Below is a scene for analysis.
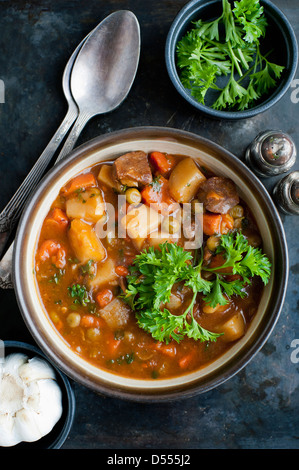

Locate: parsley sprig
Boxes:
[124,243,216,344]
[203,231,271,307]
[176,0,284,111]
[123,232,271,344]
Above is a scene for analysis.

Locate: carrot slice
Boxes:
[39,240,60,261]
[202,214,222,236]
[152,341,177,357]
[95,289,114,309]
[141,175,177,214]
[115,265,130,277]
[55,320,64,331]
[107,337,121,356]
[149,151,176,176]
[61,173,97,196]
[202,213,234,236]
[38,239,66,268]
[45,208,69,231]
[179,352,194,369]
[220,214,234,234]
[81,315,95,327]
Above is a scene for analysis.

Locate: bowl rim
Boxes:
[12,126,289,402]
[2,340,75,448]
[165,0,299,119]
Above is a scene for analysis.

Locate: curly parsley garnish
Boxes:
[176,0,284,111]
[123,232,271,344]
[203,231,271,307]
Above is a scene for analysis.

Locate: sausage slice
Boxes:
[197,177,239,214]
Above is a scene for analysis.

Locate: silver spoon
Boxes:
[0,10,140,288]
[0,31,86,257]
[0,10,140,259]
[55,10,140,163]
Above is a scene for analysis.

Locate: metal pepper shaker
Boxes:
[245,130,296,177]
[273,171,299,215]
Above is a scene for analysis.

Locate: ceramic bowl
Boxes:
[1,340,75,448]
[12,127,288,401]
[165,0,298,119]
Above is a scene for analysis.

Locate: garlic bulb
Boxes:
[0,353,63,447]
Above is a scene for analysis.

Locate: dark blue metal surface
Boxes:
[0,0,298,449]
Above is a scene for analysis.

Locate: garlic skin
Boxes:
[0,353,63,447]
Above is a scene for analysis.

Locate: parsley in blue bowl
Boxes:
[165,0,298,119]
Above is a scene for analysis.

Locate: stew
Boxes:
[34,151,271,380]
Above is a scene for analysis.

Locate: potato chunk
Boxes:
[169,158,206,203]
[148,229,179,248]
[165,293,182,311]
[131,236,146,252]
[97,164,115,189]
[97,164,124,193]
[88,258,118,289]
[218,312,245,342]
[121,204,162,241]
[99,298,131,329]
[66,188,105,223]
[68,219,106,263]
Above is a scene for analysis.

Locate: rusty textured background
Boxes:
[0,0,298,449]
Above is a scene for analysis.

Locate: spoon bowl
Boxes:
[55,10,140,161]
[71,11,140,114]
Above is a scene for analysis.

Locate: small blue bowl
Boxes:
[165,0,298,120]
[1,340,75,449]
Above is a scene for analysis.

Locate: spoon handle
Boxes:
[54,111,91,163]
[0,242,13,289]
[0,104,78,257]
[0,111,91,288]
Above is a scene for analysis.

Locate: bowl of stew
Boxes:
[13,126,288,401]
